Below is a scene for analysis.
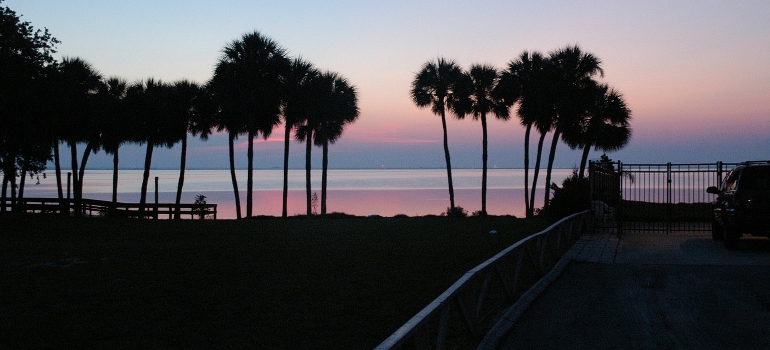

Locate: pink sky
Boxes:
[7,0,770,170]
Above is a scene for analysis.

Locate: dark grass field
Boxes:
[0,214,548,349]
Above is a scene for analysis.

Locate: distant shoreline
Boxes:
[74,167,576,171]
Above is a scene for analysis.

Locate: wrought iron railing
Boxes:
[375,210,593,349]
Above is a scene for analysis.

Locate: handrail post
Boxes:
[154,176,159,219]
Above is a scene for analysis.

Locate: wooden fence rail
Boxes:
[375,210,593,349]
[0,197,217,220]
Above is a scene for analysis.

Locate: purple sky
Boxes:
[8,0,770,170]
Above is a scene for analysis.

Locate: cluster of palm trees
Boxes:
[1,29,359,218]
[411,45,631,218]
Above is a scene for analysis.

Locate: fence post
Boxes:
[617,161,623,237]
[154,176,159,219]
[666,163,672,235]
[716,161,723,185]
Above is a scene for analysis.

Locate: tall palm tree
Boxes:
[126,78,177,217]
[496,51,555,218]
[57,57,105,214]
[295,72,326,216]
[208,74,244,219]
[211,31,290,218]
[98,77,129,209]
[457,64,509,215]
[313,72,359,216]
[543,45,603,209]
[410,58,466,211]
[281,58,318,217]
[170,80,211,219]
[562,83,632,178]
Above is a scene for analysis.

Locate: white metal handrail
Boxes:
[375,210,593,349]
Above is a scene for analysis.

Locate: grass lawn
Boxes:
[0,213,547,349]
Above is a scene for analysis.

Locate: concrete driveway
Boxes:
[482,229,770,349]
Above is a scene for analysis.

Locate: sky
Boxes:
[7,0,770,170]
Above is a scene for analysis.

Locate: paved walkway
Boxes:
[480,228,770,349]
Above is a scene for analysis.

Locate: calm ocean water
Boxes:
[21,169,573,219]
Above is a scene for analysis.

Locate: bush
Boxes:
[445,206,468,218]
[545,170,590,222]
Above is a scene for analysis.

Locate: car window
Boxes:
[739,167,770,191]
[725,169,740,191]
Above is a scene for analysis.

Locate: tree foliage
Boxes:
[0,1,59,207]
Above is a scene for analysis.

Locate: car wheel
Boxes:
[724,224,740,250]
[712,220,724,241]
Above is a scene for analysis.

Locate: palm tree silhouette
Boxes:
[544,45,603,209]
[126,78,176,217]
[208,77,245,219]
[98,77,129,209]
[562,83,632,178]
[457,64,509,216]
[212,31,289,218]
[497,51,555,218]
[313,72,359,216]
[281,58,318,217]
[171,80,213,219]
[57,57,105,215]
[411,58,466,211]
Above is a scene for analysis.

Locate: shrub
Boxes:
[545,170,590,222]
[445,206,468,218]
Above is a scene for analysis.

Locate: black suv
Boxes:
[707,161,770,249]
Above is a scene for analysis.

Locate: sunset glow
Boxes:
[6,0,769,171]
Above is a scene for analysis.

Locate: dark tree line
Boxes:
[412,45,631,218]
[0,3,359,218]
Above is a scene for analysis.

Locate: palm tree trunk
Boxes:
[18,164,28,200]
[0,157,13,212]
[523,124,532,218]
[543,128,561,209]
[78,142,94,200]
[139,141,154,217]
[579,145,591,180]
[1,172,8,213]
[282,123,291,218]
[174,135,188,219]
[529,131,547,215]
[481,114,489,215]
[111,148,119,216]
[53,141,63,200]
[228,131,242,219]
[9,172,16,205]
[321,141,329,216]
[305,129,313,216]
[69,141,81,216]
[53,141,66,214]
[246,130,254,218]
[440,110,455,209]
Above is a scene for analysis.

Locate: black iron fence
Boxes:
[590,161,737,234]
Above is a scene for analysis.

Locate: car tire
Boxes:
[712,221,724,241]
[724,224,740,250]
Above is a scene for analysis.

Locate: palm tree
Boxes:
[295,72,326,216]
[562,83,632,178]
[211,31,290,218]
[57,57,105,215]
[170,80,212,219]
[98,77,129,209]
[313,72,359,216]
[281,58,318,217]
[410,58,466,211]
[208,75,244,219]
[543,45,603,209]
[496,51,555,218]
[456,64,509,215]
[126,78,177,217]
